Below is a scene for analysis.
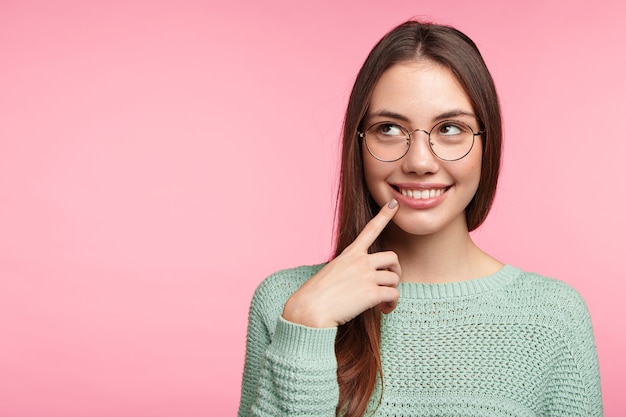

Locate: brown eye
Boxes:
[438,123,464,136]
[377,123,404,137]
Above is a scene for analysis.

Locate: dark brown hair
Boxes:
[333,20,502,416]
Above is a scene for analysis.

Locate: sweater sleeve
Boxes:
[238,269,340,417]
[544,285,603,416]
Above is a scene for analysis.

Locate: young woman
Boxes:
[238,20,602,417]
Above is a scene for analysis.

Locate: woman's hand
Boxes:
[282,199,401,328]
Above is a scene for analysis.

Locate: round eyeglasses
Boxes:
[358,120,484,162]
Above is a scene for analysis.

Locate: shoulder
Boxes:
[506,268,601,401]
[253,263,326,302]
[507,268,588,309]
[502,267,593,335]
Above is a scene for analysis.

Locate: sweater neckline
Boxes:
[397,264,520,300]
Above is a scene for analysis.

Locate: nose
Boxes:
[401,129,439,175]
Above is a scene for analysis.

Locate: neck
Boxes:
[381,219,503,284]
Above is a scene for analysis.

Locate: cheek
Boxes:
[466,140,483,184]
[362,151,390,202]
[362,154,374,182]
[465,153,483,196]
[470,165,482,195]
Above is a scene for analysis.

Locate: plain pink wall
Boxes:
[1,0,624,416]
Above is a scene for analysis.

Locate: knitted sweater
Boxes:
[238,264,603,416]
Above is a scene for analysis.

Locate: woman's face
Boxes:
[362,61,483,237]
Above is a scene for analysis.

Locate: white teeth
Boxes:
[400,188,445,200]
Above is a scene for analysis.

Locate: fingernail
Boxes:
[388,199,398,209]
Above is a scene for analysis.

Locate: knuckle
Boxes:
[364,285,381,302]
[391,273,400,286]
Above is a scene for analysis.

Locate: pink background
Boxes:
[1,0,624,416]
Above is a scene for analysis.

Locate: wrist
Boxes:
[283,297,336,328]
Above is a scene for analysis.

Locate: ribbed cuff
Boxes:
[270,316,338,361]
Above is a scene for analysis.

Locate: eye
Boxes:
[375,123,405,137]
[437,122,467,136]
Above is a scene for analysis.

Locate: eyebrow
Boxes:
[368,109,478,123]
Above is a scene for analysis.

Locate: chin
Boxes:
[388,217,438,237]
[390,210,467,237]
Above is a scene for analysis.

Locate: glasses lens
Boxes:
[364,122,409,162]
[429,120,475,161]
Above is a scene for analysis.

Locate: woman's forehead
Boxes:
[368,62,474,124]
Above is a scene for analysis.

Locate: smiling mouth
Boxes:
[393,186,450,200]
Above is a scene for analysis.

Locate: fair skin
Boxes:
[282,60,502,329]
[364,60,502,283]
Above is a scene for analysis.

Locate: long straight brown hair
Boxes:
[333,21,503,416]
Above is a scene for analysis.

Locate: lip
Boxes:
[391,182,450,209]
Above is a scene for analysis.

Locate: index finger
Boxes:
[351,199,399,251]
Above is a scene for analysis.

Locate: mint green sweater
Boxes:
[238,264,602,416]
